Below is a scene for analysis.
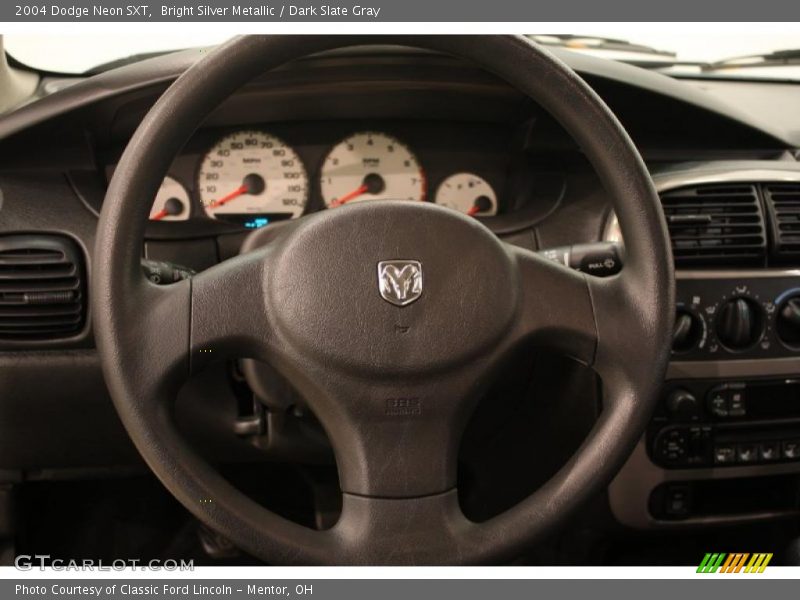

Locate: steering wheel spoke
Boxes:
[189,246,273,372]
[507,244,598,366]
[104,279,193,404]
[584,268,670,412]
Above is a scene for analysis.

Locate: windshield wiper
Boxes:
[704,48,800,72]
[527,34,681,68]
[528,34,674,56]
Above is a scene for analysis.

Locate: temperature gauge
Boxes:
[435,173,497,216]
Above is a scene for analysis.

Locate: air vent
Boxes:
[660,184,766,267]
[0,235,85,340]
[763,183,800,262]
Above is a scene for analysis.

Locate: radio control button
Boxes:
[655,428,688,463]
[707,387,730,418]
[782,440,800,460]
[759,442,780,461]
[729,387,746,417]
[736,443,758,464]
[714,444,736,464]
[666,389,699,419]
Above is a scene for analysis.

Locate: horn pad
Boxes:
[267,201,518,375]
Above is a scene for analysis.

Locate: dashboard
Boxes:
[2,43,800,541]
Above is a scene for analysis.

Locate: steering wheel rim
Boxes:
[94,35,674,565]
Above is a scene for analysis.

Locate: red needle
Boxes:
[331,184,368,208]
[467,205,481,217]
[208,184,248,210]
[151,208,169,221]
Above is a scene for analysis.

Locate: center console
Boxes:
[608,166,800,529]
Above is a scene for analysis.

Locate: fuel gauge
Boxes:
[150,175,190,221]
[435,173,497,216]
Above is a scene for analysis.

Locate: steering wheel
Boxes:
[94,35,673,565]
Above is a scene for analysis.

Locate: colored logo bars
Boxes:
[697,553,773,573]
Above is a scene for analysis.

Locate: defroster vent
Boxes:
[0,235,86,340]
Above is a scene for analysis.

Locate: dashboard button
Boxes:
[714,444,736,464]
[686,427,713,465]
[707,387,730,418]
[729,387,747,417]
[665,389,699,419]
[759,442,780,462]
[664,484,692,517]
[736,443,758,464]
[782,440,800,460]
[654,428,689,464]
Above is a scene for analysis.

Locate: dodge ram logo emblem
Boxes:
[377,260,423,307]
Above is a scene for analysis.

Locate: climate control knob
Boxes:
[776,295,800,346]
[673,309,702,353]
[715,297,763,350]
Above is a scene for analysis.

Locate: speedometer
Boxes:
[320,132,425,208]
[197,131,308,227]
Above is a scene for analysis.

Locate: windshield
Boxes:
[5,27,800,80]
[529,25,800,81]
[5,33,234,74]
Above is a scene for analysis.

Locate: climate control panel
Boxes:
[672,273,800,360]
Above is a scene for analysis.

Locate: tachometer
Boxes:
[150,175,190,221]
[320,132,425,208]
[198,131,308,227]
[435,173,497,216]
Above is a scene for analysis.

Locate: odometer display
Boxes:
[197,131,308,223]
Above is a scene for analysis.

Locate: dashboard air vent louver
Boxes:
[660,184,766,267]
[0,235,85,340]
[763,183,800,262]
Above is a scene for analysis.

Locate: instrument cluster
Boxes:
[118,123,514,230]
